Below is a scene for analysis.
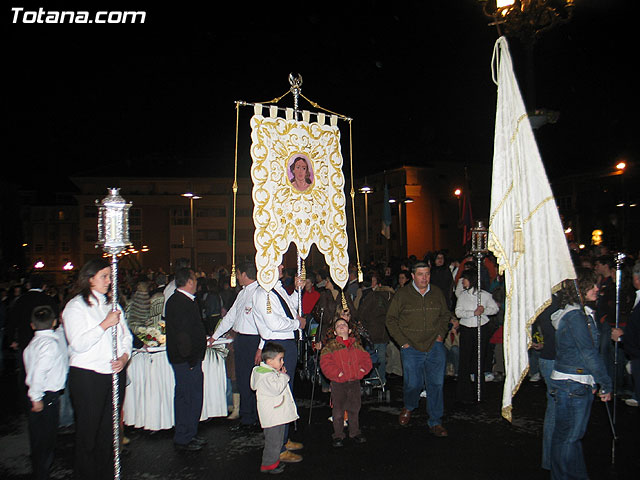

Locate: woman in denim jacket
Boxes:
[549,267,612,480]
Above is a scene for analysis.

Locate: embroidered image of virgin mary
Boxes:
[288,155,314,192]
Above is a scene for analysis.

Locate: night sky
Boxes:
[6,1,637,192]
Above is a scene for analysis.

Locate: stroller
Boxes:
[362,343,391,403]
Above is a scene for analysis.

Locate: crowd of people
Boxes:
[0,243,638,478]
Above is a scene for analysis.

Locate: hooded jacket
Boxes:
[551,304,612,393]
[250,362,299,428]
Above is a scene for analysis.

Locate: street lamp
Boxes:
[454,188,462,219]
[182,192,202,270]
[358,181,373,245]
[389,196,413,254]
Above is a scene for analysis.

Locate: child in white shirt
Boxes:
[23,305,69,480]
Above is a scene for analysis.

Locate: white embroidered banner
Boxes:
[250,113,349,291]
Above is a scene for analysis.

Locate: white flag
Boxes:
[488,37,576,421]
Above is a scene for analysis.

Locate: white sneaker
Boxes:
[624,398,638,407]
[529,373,541,382]
[484,372,495,382]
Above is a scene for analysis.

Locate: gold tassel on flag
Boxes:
[513,213,525,253]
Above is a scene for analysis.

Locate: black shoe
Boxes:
[351,435,367,444]
[332,438,344,448]
[192,435,208,446]
[174,440,203,452]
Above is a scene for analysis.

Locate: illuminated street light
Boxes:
[616,161,626,171]
[358,181,373,245]
[182,192,202,269]
[63,261,74,271]
[34,260,44,269]
[454,188,462,197]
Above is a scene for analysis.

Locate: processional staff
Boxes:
[96,188,132,480]
[471,221,489,402]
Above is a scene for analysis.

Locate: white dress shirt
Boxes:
[253,281,300,349]
[455,288,499,328]
[63,291,133,375]
[23,329,69,402]
[213,281,260,337]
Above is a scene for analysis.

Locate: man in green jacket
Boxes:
[386,262,451,437]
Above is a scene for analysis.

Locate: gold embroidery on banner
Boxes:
[510,113,529,144]
[250,115,349,291]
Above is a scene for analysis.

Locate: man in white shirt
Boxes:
[211,262,261,429]
[253,264,306,463]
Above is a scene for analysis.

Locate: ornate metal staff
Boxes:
[96,188,132,480]
[471,221,489,402]
[611,251,625,464]
[289,73,306,324]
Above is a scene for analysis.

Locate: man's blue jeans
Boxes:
[550,379,594,480]
[538,358,555,470]
[400,342,446,427]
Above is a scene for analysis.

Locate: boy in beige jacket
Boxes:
[250,342,299,474]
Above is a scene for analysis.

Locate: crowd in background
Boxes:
[1,243,638,390]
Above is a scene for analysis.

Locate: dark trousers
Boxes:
[456,323,492,402]
[330,380,362,439]
[28,391,60,480]
[262,424,286,469]
[68,367,124,480]
[234,333,260,425]
[171,361,204,445]
[265,338,297,449]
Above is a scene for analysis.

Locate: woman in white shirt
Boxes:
[454,270,499,403]
[63,259,132,480]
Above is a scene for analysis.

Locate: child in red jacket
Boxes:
[319,317,372,447]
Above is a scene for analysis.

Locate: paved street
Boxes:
[1,369,637,479]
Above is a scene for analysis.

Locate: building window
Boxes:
[197,207,226,218]
[130,208,142,226]
[58,210,65,221]
[197,229,227,241]
[84,230,98,242]
[84,206,98,218]
[170,208,190,225]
